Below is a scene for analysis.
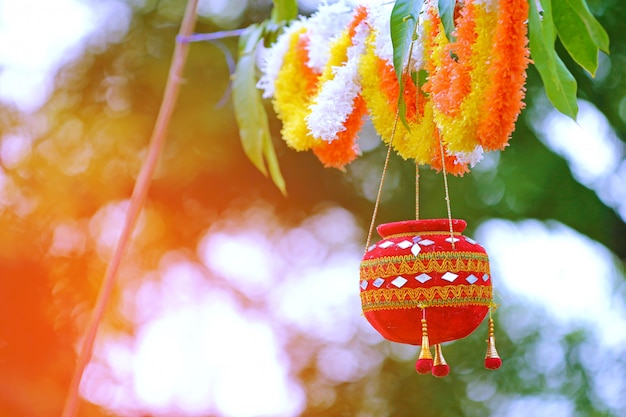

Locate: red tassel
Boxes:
[415,318,433,374]
[485,357,502,370]
[416,357,433,374]
[432,344,450,377]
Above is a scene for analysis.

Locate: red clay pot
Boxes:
[360,219,492,345]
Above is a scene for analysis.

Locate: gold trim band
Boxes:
[360,252,490,280]
[361,285,493,311]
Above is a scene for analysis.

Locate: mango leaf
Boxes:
[271,0,298,23]
[261,123,286,195]
[438,0,456,42]
[391,0,423,130]
[529,0,578,119]
[232,24,287,195]
[552,0,610,76]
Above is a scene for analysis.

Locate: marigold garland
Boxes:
[258,0,529,173]
[476,0,530,151]
[428,1,476,118]
[306,6,369,168]
[420,4,470,174]
[358,36,400,145]
[271,27,319,151]
[428,0,498,158]
[312,94,367,168]
[359,35,415,159]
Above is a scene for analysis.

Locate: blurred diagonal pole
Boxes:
[60,1,199,416]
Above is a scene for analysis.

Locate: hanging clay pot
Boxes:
[360,219,500,375]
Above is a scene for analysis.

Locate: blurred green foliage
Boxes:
[0,1,624,416]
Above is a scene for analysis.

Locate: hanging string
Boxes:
[489,299,500,317]
[364,20,421,254]
[364,117,397,254]
[415,162,420,220]
[438,131,455,250]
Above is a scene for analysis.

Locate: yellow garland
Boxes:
[359,34,407,146]
[319,32,351,84]
[408,101,437,165]
[273,28,319,151]
[359,30,436,164]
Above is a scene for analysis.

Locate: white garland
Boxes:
[305,1,354,72]
[367,3,394,64]
[306,18,370,142]
[256,1,354,99]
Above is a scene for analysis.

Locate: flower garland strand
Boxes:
[428,0,498,159]
[258,2,353,153]
[308,6,370,168]
[476,0,530,151]
[428,1,476,119]
[420,3,469,175]
[270,26,320,151]
[306,6,369,143]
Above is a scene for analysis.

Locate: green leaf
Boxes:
[391,0,423,81]
[261,124,287,195]
[233,26,266,175]
[438,0,456,42]
[552,0,610,76]
[529,0,578,119]
[265,0,297,49]
[391,0,424,130]
[390,0,423,83]
[271,0,298,24]
[417,68,428,87]
[232,25,287,195]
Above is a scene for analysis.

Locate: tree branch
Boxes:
[60,1,199,416]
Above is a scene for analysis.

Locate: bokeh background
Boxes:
[0,0,625,416]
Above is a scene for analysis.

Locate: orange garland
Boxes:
[313,94,367,168]
[424,6,469,175]
[476,0,530,151]
[429,1,476,118]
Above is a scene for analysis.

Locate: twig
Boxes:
[177,29,246,43]
[60,1,199,416]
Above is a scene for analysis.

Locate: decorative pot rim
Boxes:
[376,219,467,238]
